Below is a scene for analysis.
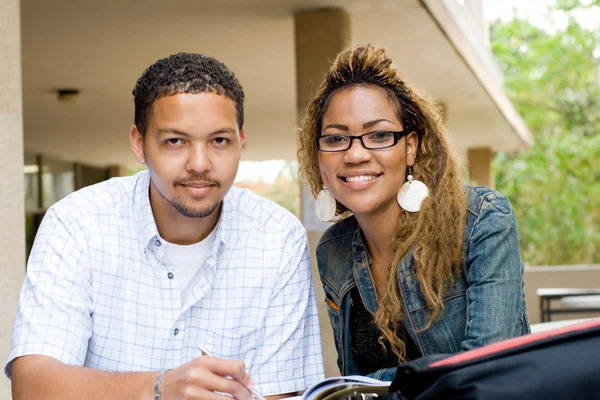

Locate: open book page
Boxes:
[287,375,390,400]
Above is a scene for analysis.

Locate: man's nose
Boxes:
[186,144,212,173]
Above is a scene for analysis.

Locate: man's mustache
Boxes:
[176,175,220,187]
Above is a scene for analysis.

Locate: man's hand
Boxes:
[10,354,273,400]
[160,355,256,400]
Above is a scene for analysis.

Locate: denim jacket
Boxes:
[316,186,530,381]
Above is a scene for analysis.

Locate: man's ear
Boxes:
[129,125,145,164]
[239,127,246,149]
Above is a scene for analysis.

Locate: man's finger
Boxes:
[193,357,255,399]
[196,356,253,387]
[189,366,253,400]
[205,374,253,400]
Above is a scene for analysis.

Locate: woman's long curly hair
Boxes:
[297,44,467,361]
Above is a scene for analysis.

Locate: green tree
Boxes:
[234,161,300,216]
[555,0,600,10]
[490,2,600,265]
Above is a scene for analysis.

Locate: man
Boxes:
[7,53,324,399]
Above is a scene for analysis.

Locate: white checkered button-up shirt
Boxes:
[6,170,325,396]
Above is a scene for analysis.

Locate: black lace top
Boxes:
[349,288,422,375]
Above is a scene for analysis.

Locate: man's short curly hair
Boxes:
[132,52,245,135]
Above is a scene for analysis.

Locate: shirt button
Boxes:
[167,272,174,279]
[174,328,179,336]
[155,239,161,247]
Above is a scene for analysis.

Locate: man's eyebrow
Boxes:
[157,127,237,137]
[157,128,191,137]
[208,127,237,135]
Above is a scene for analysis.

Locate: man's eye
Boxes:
[166,138,182,145]
[213,137,229,145]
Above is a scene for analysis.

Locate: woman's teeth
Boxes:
[344,175,378,183]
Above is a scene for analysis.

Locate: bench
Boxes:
[537,288,600,322]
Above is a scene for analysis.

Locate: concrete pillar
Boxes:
[468,147,495,188]
[0,0,25,396]
[295,8,351,119]
[295,7,351,377]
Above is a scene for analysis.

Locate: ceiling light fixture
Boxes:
[57,88,80,103]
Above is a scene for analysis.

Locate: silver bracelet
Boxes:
[154,369,170,400]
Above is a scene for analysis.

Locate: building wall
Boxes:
[0,0,25,397]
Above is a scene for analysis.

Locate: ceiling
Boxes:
[20,0,530,167]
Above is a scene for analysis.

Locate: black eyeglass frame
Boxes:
[316,130,411,152]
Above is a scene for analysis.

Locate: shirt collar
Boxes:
[133,170,160,251]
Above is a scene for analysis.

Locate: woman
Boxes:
[297,44,530,381]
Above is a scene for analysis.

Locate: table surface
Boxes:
[536,288,600,298]
[530,318,598,333]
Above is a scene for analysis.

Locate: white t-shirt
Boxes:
[164,228,217,305]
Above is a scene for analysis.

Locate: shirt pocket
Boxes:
[198,327,261,370]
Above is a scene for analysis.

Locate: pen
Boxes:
[197,345,266,400]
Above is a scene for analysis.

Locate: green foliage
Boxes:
[234,161,300,217]
[127,166,147,176]
[490,2,600,264]
[555,0,600,10]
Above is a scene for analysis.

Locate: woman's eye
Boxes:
[370,131,394,142]
[324,135,347,145]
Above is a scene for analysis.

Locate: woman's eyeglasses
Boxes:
[316,130,410,152]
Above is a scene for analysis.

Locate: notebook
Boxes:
[288,375,391,400]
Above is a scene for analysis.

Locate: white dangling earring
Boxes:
[397,166,429,212]
[315,185,337,222]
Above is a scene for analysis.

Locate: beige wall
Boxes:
[0,0,25,397]
[524,265,600,325]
